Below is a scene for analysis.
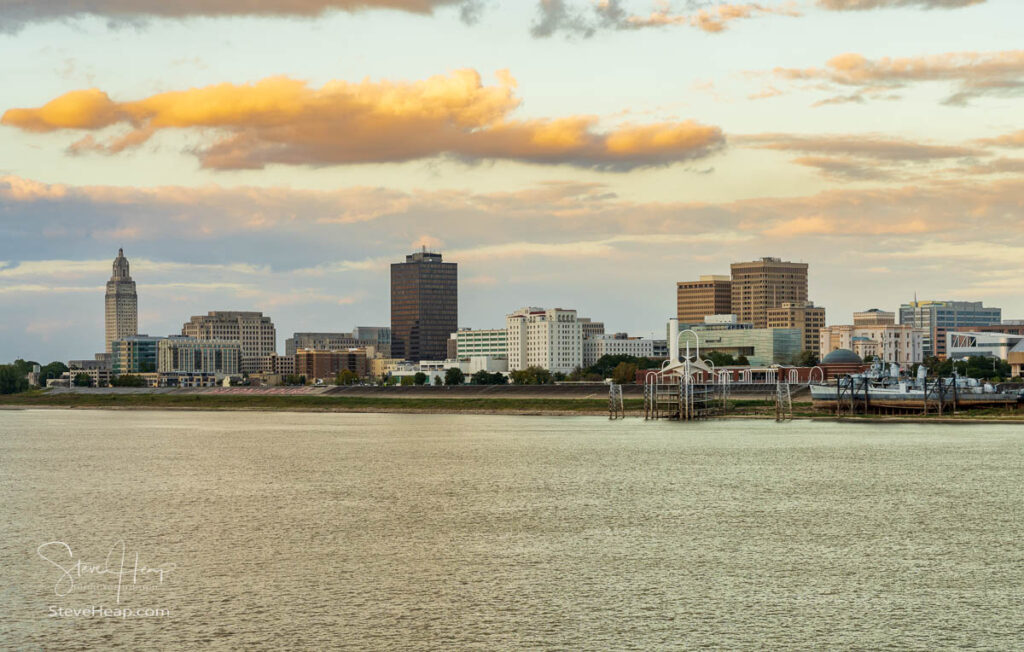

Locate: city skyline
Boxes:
[1,1,1022,361]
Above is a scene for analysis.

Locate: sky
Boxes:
[0,0,1022,362]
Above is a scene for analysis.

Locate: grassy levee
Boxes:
[0,391,644,414]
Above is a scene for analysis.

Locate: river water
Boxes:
[1,410,1022,649]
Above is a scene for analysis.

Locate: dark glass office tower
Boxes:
[390,250,458,361]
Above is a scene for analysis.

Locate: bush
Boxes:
[73,373,93,387]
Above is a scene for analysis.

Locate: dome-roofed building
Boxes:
[822,348,863,365]
[820,348,868,379]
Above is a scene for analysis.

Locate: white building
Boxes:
[582,334,666,367]
[453,328,508,358]
[506,307,583,373]
[820,324,925,365]
[946,331,1024,361]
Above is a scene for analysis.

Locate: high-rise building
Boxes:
[854,309,896,326]
[677,275,732,325]
[390,250,457,362]
[730,257,808,328]
[506,307,583,373]
[766,301,826,356]
[104,248,138,353]
[899,300,1002,358]
[182,311,277,373]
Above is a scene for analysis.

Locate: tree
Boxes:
[73,373,92,387]
[510,366,553,385]
[470,370,507,385]
[335,369,359,385]
[413,372,429,386]
[796,350,819,367]
[0,365,30,394]
[611,362,639,384]
[444,368,465,386]
[400,376,415,386]
[736,355,750,366]
[40,361,69,382]
[111,374,146,387]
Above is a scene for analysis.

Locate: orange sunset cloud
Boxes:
[1,70,724,170]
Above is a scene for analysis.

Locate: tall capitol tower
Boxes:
[105,248,138,352]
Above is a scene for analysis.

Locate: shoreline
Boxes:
[3,393,1024,424]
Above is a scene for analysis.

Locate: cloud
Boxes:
[738,132,985,181]
[977,129,1024,148]
[740,133,984,160]
[773,50,1024,106]
[531,1,800,37]
[1,71,724,171]
[625,2,800,33]
[0,0,467,33]
[817,0,984,9]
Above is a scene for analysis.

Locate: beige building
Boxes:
[104,248,138,353]
[182,311,276,374]
[767,301,826,356]
[820,324,925,366]
[730,257,808,328]
[370,358,404,379]
[854,309,896,326]
[677,275,732,325]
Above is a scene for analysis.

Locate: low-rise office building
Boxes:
[294,348,368,381]
[158,337,242,375]
[582,334,666,367]
[111,335,164,375]
[683,324,803,366]
[946,331,1024,361]
[453,328,508,358]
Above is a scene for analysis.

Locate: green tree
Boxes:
[335,369,359,385]
[611,362,639,384]
[796,350,819,367]
[736,355,750,366]
[400,375,415,386]
[413,372,429,386]
[510,366,553,385]
[470,370,507,385]
[73,373,92,387]
[111,374,146,387]
[0,365,30,394]
[444,368,465,386]
[40,361,69,382]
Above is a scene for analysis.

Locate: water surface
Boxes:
[1,410,1022,649]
